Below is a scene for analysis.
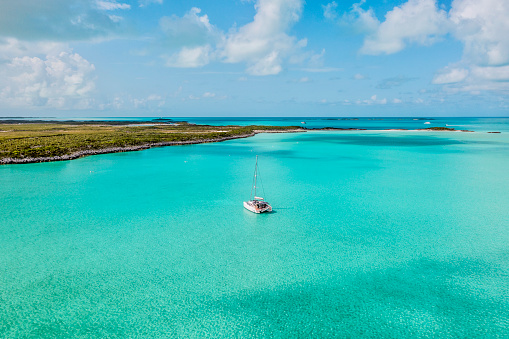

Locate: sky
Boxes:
[0,0,508,117]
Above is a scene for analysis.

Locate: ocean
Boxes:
[1,118,508,337]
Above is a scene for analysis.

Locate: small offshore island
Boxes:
[0,119,475,164]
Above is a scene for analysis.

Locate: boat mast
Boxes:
[254,155,258,199]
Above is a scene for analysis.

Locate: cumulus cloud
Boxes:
[164,45,212,68]
[96,1,130,11]
[221,0,306,75]
[162,0,311,75]
[349,0,509,92]
[432,67,469,84]
[438,0,509,91]
[341,1,380,34]
[160,8,222,49]
[352,0,509,64]
[449,0,509,67]
[0,38,66,62]
[472,65,509,82]
[159,7,222,68]
[358,0,448,55]
[0,51,96,108]
[323,1,339,20]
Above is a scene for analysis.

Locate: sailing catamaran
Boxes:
[244,155,272,213]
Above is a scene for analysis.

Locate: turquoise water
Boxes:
[181,117,509,133]
[1,128,509,337]
[4,117,509,132]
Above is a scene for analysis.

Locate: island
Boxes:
[0,120,475,164]
[417,126,473,132]
[0,120,305,164]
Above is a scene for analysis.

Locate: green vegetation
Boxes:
[424,127,456,131]
[0,121,300,160]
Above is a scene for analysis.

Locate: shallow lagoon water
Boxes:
[1,129,509,337]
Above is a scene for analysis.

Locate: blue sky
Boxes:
[0,0,508,117]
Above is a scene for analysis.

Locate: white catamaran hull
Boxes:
[244,156,272,213]
[243,201,272,214]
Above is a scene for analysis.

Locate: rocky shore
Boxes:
[0,134,253,165]
[0,129,305,165]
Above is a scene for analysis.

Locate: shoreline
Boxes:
[0,129,304,165]
[0,125,486,165]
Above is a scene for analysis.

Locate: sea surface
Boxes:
[1,118,509,337]
[3,116,509,133]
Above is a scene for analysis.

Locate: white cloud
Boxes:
[433,0,509,92]
[471,65,509,81]
[0,38,66,61]
[108,15,124,23]
[96,1,131,11]
[164,45,212,68]
[162,0,311,75]
[245,51,283,75]
[0,51,96,108]
[435,64,509,94]
[147,94,162,101]
[355,0,509,64]
[323,2,339,20]
[160,7,221,48]
[352,0,509,93]
[393,98,402,103]
[344,1,381,34]
[203,92,216,98]
[159,7,222,68]
[359,0,448,55]
[450,0,509,66]
[222,0,305,75]
[432,67,469,84]
[353,73,366,80]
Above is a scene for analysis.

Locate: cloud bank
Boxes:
[358,0,449,55]
[328,0,509,92]
[0,0,133,109]
[160,0,312,75]
[0,50,96,108]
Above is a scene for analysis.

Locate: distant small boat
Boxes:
[244,156,272,213]
[301,121,306,124]
[424,122,431,124]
